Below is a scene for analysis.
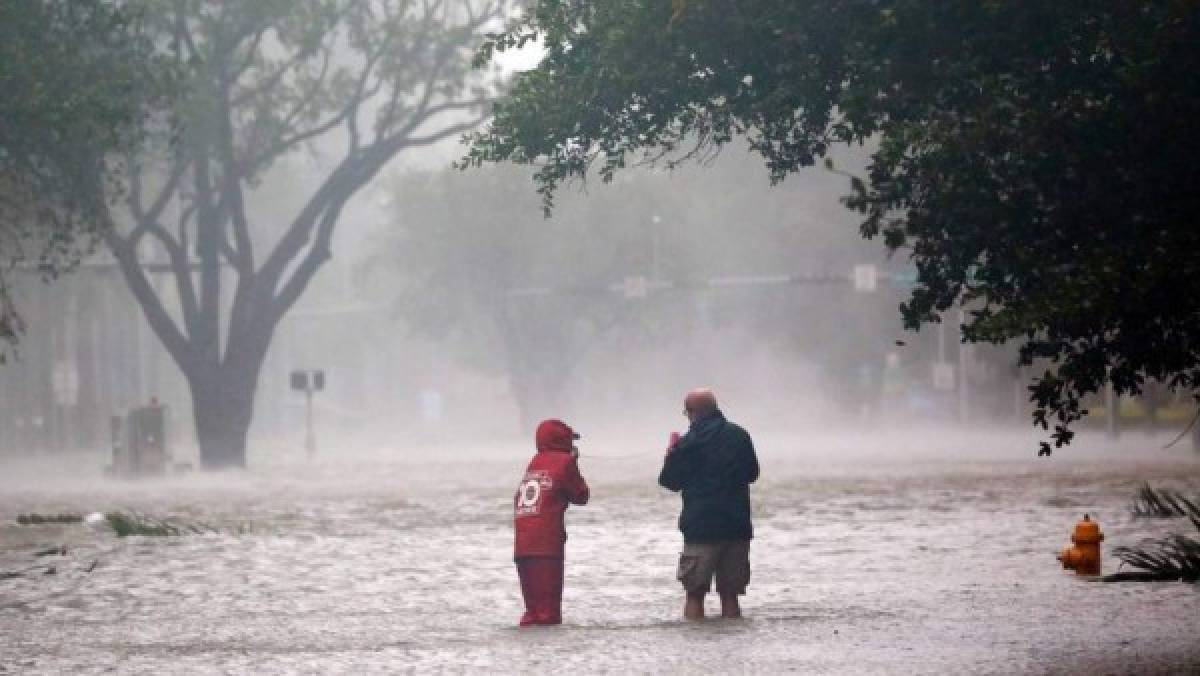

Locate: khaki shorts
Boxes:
[676,540,751,595]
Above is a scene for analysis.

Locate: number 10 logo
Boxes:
[518,479,541,510]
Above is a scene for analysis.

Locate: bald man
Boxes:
[658,388,760,620]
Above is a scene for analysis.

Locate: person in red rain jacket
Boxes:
[513,418,590,626]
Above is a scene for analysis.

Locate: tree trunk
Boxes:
[187,356,263,469]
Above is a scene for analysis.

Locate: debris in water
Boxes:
[103,511,213,537]
[16,513,83,525]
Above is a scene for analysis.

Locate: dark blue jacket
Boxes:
[658,411,759,543]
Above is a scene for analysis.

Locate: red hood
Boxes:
[535,419,579,453]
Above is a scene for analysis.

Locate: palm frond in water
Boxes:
[1130,483,1200,518]
[1109,518,1200,583]
[103,511,213,537]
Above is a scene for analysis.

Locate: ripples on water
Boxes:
[2,431,1199,674]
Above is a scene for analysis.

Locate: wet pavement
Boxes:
[2,430,1199,674]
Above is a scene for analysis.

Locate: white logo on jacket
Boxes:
[515,470,552,516]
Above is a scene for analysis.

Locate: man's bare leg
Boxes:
[684,592,705,620]
[719,592,742,619]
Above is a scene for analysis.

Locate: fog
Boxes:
[4,5,1200,673]
[0,127,1187,463]
[5,145,1200,676]
[0,6,1033,464]
[2,135,927,459]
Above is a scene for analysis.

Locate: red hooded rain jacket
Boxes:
[513,419,590,558]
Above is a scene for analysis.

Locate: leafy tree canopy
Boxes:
[464,1,1200,452]
[0,0,167,348]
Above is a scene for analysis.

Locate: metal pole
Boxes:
[1105,378,1118,439]
[938,317,946,363]
[957,309,968,424]
[305,385,315,458]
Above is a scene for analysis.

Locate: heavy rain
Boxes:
[2,2,1199,674]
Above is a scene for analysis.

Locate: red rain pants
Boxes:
[516,556,564,626]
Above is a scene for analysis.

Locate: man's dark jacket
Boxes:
[658,410,759,543]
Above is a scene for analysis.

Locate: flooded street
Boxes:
[3,431,1199,675]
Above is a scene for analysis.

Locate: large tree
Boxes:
[368,166,676,429]
[367,157,896,430]
[105,0,507,468]
[464,1,1200,452]
[0,0,164,353]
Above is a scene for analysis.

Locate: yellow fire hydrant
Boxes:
[1056,513,1104,576]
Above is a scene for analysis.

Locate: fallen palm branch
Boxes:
[13,510,216,536]
[1130,483,1200,518]
[103,511,213,537]
[1107,516,1200,583]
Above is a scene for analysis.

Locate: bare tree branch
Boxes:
[244,107,353,177]
[258,156,358,289]
[230,46,319,109]
[216,75,254,274]
[227,24,268,83]
[227,1,362,108]
[346,46,392,152]
[141,219,201,338]
[270,199,346,322]
[396,115,489,149]
[244,42,390,174]
[263,44,335,146]
[103,224,193,367]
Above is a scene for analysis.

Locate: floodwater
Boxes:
[2,429,1199,675]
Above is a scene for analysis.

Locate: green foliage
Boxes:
[0,0,168,352]
[104,510,213,536]
[466,1,1200,451]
